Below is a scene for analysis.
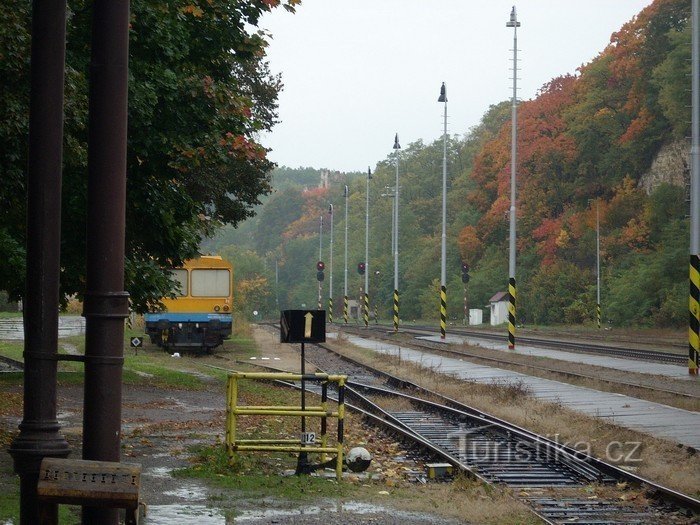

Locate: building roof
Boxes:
[488,291,509,303]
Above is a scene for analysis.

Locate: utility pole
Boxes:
[689,0,699,375]
[506,6,520,350]
[438,82,448,340]
[393,134,401,332]
[343,185,349,324]
[328,204,334,323]
[364,168,371,328]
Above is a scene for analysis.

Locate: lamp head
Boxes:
[438,82,447,103]
[506,6,521,27]
[393,133,401,150]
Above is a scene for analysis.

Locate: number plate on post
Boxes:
[300,432,316,445]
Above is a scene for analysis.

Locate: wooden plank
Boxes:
[38,458,140,509]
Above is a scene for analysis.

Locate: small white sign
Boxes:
[300,432,316,445]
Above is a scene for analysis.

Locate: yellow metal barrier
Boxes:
[225,372,347,480]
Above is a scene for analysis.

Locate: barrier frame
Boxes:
[225,372,347,480]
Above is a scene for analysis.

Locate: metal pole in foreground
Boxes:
[343,185,349,323]
[438,82,448,340]
[9,2,71,523]
[329,204,334,323]
[82,1,131,523]
[506,6,520,350]
[296,342,309,472]
[393,134,401,332]
[689,0,699,375]
[364,167,371,328]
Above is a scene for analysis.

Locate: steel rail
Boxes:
[227,343,699,524]
[385,323,686,364]
[340,325,699,401]
[305,339,700,513]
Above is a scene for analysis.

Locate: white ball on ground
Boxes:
[346,446,372,472]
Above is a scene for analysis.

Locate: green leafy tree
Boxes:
[0,0,298,311]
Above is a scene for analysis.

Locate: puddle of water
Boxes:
[162,482,208,500]
[143,501,429,524]
[146,466,174,478]
[143,505,228,524]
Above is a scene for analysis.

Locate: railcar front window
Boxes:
[172,269,188,296]
[191,269,230,297]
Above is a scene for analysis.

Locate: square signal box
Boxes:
[280,310,326,343]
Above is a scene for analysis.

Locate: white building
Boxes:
[488,292,509,326]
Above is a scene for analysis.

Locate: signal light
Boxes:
[461,262,470,283]
[317,261,325,271]
[317,271,325,282]
[357,262,366,275]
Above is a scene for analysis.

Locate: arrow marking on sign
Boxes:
[304,312,313,338]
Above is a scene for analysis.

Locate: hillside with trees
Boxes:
[212,0,692,327]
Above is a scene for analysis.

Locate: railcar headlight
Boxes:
[214,305,221,312]
[223,305,230,312]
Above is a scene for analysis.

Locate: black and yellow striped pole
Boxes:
[506,7,520,350]
[440,286,447,339]
[689,256,699,375]
[689,0,699,375]
[393,289,399,332]
[392,134,401,333]
[343,295,348,324]
[508,278,516,350]
[328,203,334,324]
[438,82,448,340]
[596,303,601,329]
[363,293,369,328]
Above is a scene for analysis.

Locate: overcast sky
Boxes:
[259,1,654,173]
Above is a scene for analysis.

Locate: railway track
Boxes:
[337,324,699,403]
[236,331,699,524]
[329,347,698,523]
[381,323,687,365]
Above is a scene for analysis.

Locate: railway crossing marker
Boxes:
[130,337,143,355]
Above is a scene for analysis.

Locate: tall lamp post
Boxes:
[364,167,371,328]
[689,0,699,375]
[393,134,401,332]
[438,82,448,340]
[343,185,349,324]
[328,203,334,323]
[506,6,520,350]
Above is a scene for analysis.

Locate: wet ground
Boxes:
[0,362,463,524]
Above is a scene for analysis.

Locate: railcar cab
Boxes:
[144,256,233,353]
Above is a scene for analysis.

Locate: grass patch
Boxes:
[175,443,349,500]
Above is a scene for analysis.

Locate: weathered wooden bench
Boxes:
[37,458,142,524]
